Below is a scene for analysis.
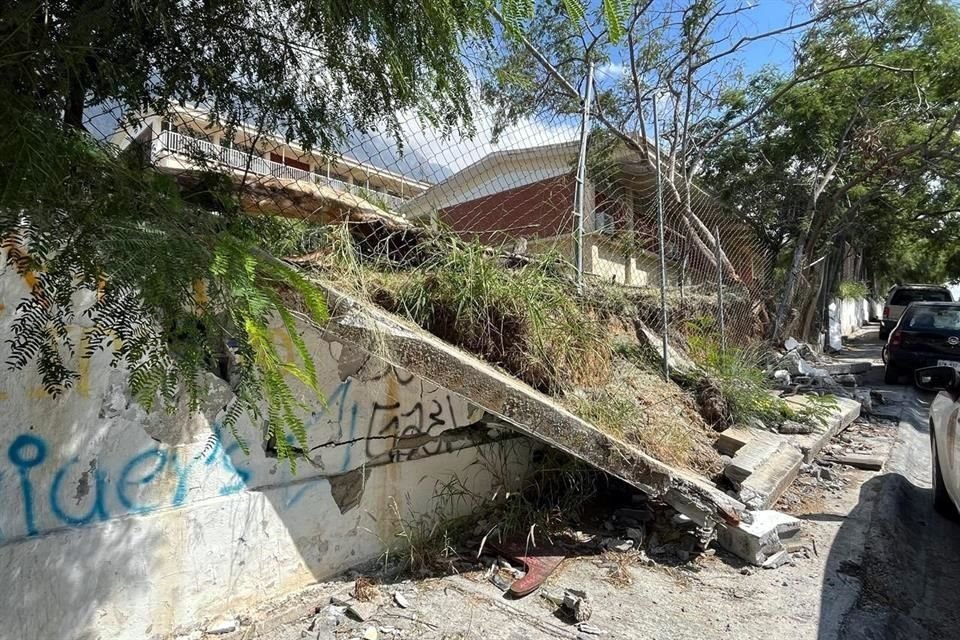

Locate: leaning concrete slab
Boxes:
[317,280,745,528]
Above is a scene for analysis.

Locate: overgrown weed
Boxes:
[682,318,836,430]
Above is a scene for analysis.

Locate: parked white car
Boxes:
[880,284,954,340]
[917,366,960,518]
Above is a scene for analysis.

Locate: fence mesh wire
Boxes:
[83,33,780,371]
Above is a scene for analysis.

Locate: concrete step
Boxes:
[737,444,804,509]
[724,435,783,485]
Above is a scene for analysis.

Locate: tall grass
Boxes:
[384,243,611,393]
[683,323,835,429]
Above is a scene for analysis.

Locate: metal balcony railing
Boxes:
[154,130,408,211]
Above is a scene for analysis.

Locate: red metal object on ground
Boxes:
[491,540,566,598]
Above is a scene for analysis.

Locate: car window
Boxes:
[891,289,952,305]
[907,307,960,330]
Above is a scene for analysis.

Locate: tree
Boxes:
[480,0,872,286]
[0,0,493,464]
[702,0,960,339]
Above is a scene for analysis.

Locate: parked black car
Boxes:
[884,302,960,385]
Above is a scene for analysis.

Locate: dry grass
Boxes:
[599,550,641,588]
[566,355,721,475]
[352,576,381,602]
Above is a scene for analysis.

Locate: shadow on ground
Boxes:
[818,394,960,640]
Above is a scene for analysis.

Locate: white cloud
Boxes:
[395,104,579,174]
[596,62,629,82]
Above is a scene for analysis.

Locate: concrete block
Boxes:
[724,435,783,485]
[737,445,804,509]
[717,510,801,566]
[716,426,754,456]
[823,362,871,376]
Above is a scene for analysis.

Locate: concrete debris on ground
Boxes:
[560,589,593,622]
[767,337,873,398]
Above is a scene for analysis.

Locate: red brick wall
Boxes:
[439,174,576,246]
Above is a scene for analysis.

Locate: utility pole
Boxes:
[652,94,670,381]
[573,62,594,292]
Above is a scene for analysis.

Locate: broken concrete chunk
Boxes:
[393,592,411,609]
[738,445,803,510]
[331,592,378,622]
[716,425,754,456]
[724,436,784,485]
[761,549,791,569]
[205,618,239,635]
[825,453,884,471]
[823,362,871,375]
[717,510,801,566]
[347,601,378,622]
[562,589,592,622]
[362,626,379,640]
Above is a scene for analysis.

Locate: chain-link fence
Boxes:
[81,31,783,383]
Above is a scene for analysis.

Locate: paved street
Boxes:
[221,326,960,640]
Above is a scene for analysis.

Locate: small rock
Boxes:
[612,539,635,553]
[740,566,755,576]
[174,633,203,640]
[818,467,834,482]
[577,622,607,636]
[393,592,410,609]
[362,626,379,640]
[489,572,512,592]
[562,589,592,622]
[671,513,694,528]
[347,601,378,622]
[206,618,239,635]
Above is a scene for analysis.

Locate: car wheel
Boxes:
[884,364,901,385]
[931,426,959,519]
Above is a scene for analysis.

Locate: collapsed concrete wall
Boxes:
[0,256,528,640]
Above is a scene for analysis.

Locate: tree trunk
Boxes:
[64,68,86,129]
[771,222,809,342]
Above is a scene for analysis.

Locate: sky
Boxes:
[390,1,818,176]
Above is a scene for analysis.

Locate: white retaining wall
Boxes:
[0,254,528,640]
[827,297,879,349]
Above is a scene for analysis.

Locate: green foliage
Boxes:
[0,0,492,468]
[1,0,490,145]
[684,326,831,429]
[838,281,870,299]
[0,111,328,467]
[702,0,960,307]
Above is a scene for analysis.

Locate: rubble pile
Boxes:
[765,336,873,414]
